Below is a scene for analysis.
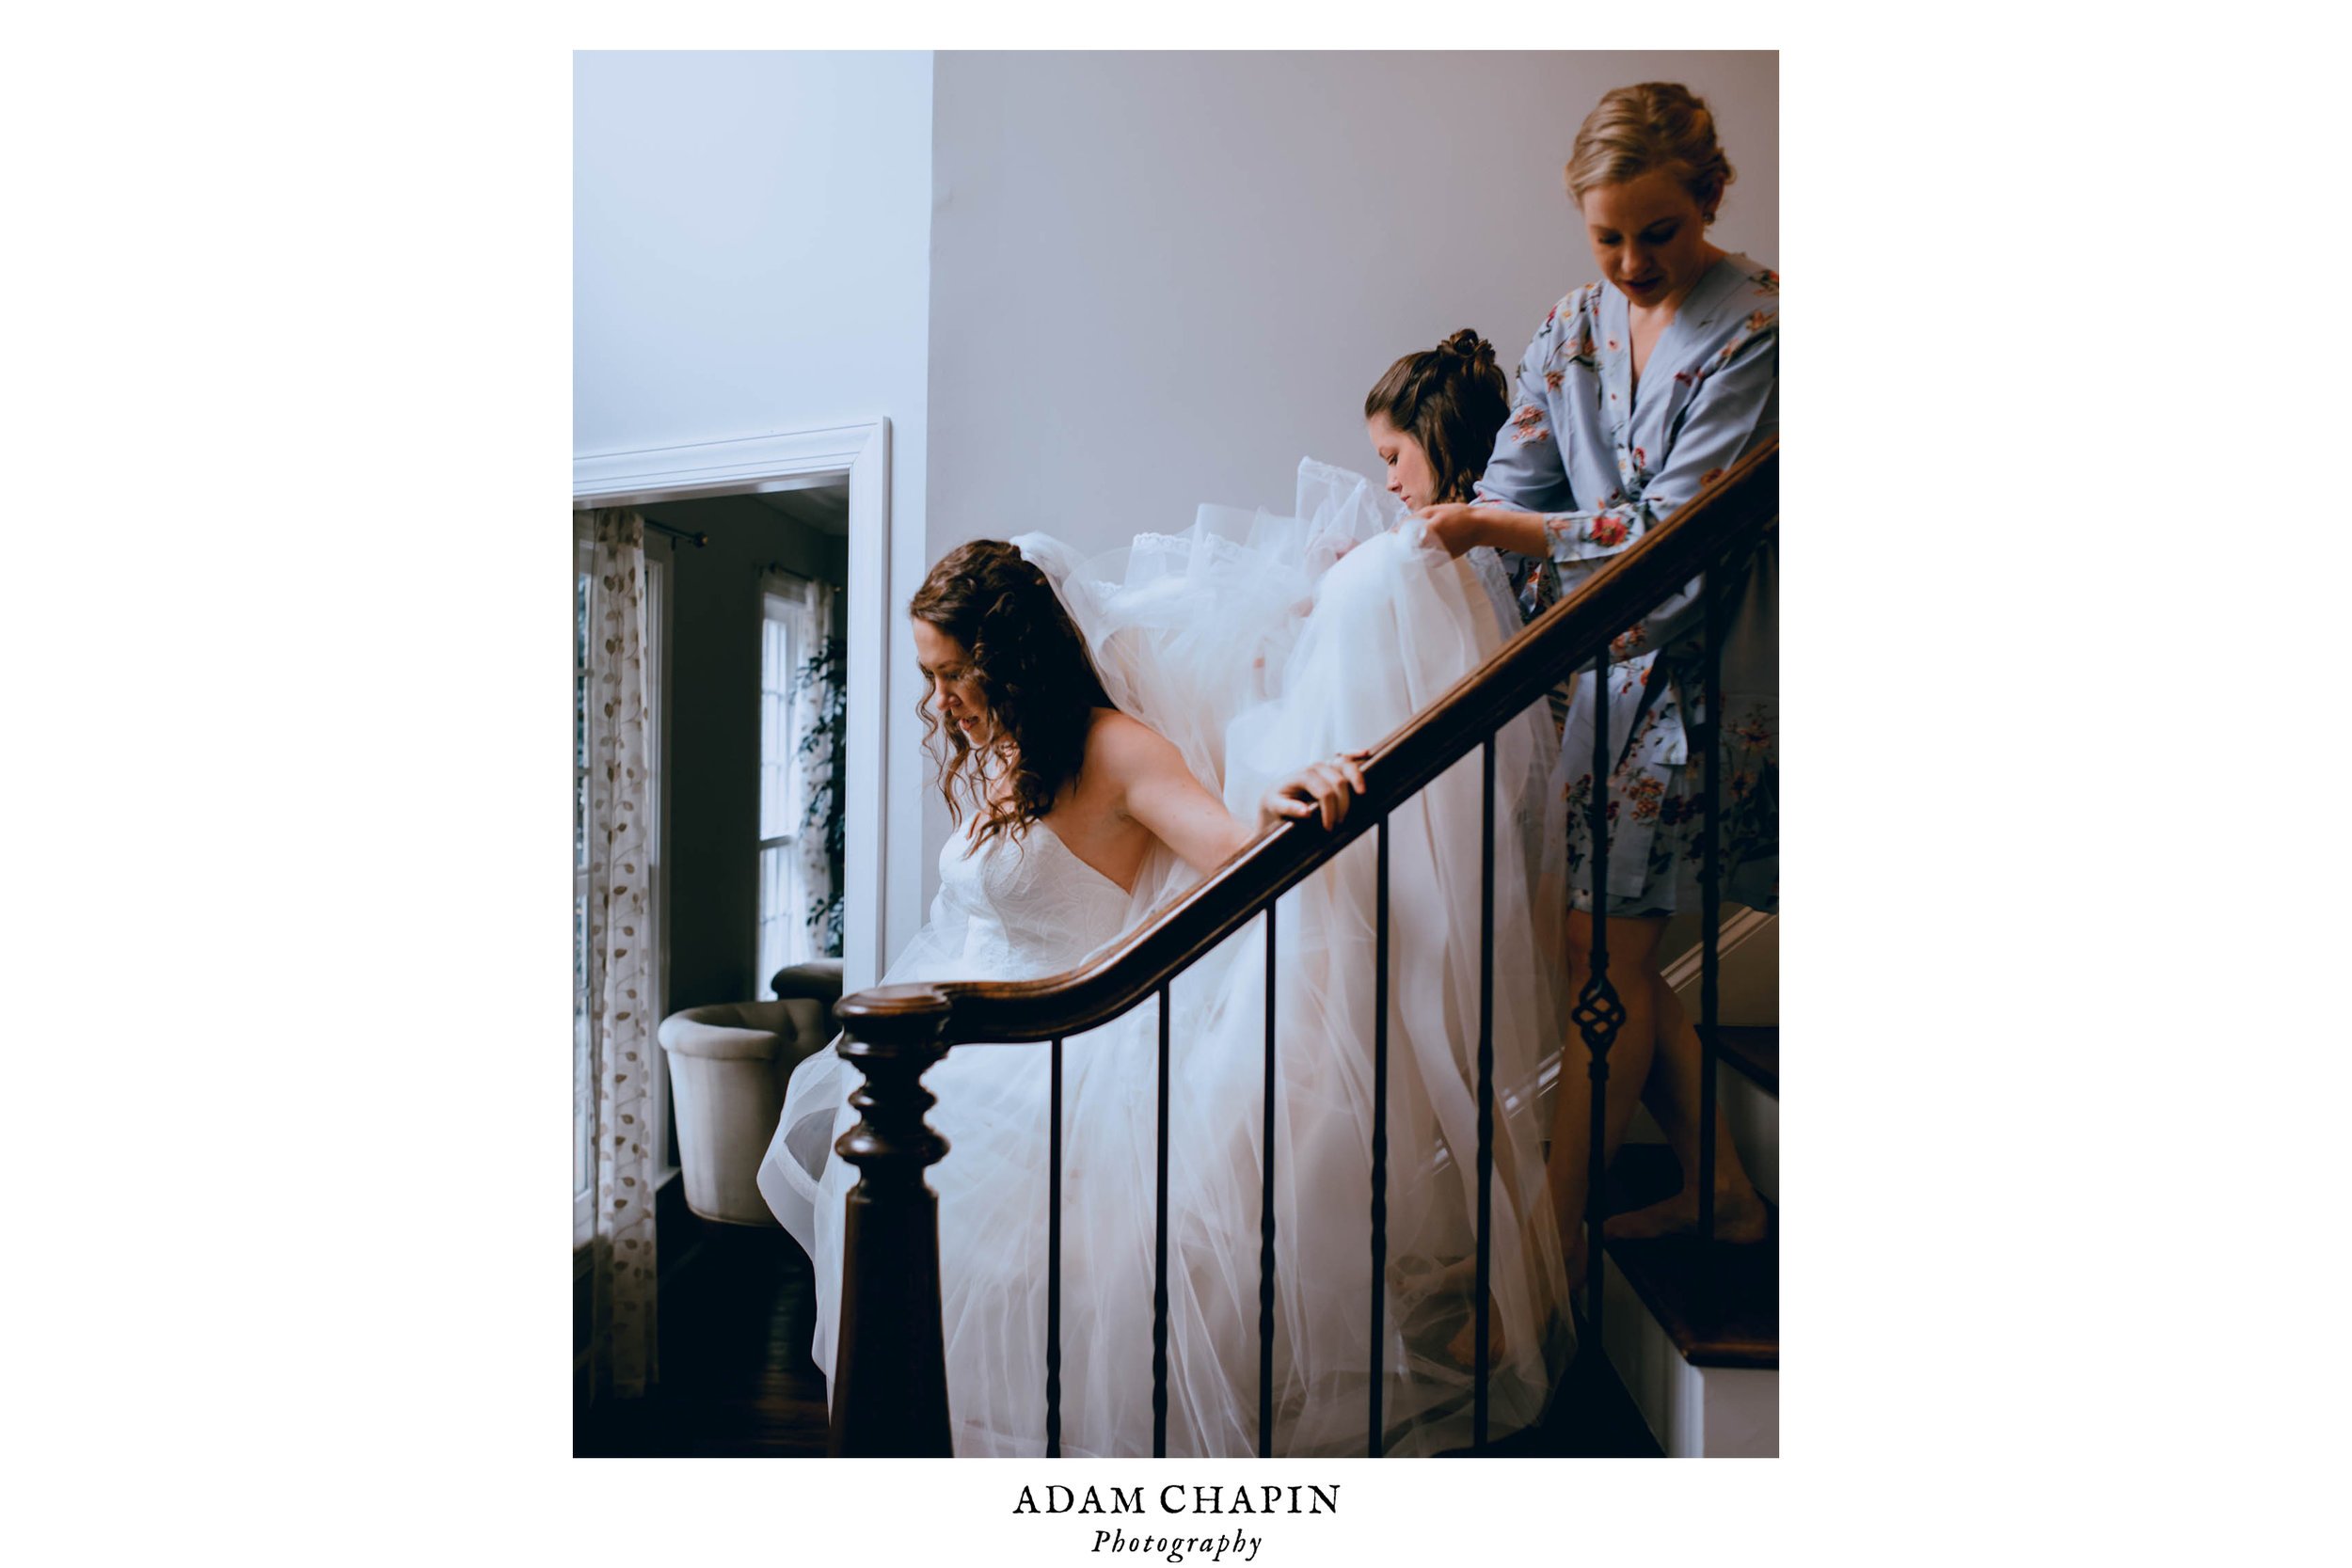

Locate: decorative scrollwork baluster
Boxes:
[1578,651,1627,1351]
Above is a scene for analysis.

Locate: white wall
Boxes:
[921,50,1777,901]
[575,50,935,963]
[573,51,1778,968]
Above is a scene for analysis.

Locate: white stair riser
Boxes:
[1599,1256,1778,1458]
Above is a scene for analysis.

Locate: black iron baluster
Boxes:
[1368,816,1390,1457]
[1153,983,1170,1458]
[1575,652,1628,1352]
[1260,900,1279,1456]
[1474,736,1496,1448]
[1699,556,1723,1242]
[1046,1033,1064,1456]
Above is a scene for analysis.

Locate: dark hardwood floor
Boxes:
[575,1224,831,1458]
[575,1220,1660,1458]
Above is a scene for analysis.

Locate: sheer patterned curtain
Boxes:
[580,508,658,1398]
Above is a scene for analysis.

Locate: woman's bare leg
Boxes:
[1545,911,1666,1289]
[1604,969,1769,1242]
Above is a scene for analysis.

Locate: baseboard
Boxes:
[1662,908,1776,1026]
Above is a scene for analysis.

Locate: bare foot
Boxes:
[1446,1296,1506,1368]
[1390,1259,1514,1369]
[1602,1185,1770,1243]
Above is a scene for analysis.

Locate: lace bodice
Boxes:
[931,821,1134,981]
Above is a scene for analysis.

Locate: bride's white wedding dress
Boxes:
[760,461,1571,1457]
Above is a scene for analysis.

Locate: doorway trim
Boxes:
[574,419,891,990]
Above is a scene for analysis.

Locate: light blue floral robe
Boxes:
[1474,253,1779,916]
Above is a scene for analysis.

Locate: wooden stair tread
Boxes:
[1600,1145,1778,1370]
[1715,1025,1777,1096]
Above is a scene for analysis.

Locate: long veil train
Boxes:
[762,460,1571,1456]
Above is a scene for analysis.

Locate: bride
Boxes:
[763,368,1569,1460]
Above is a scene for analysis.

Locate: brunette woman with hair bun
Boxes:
[1412,81,1778,1281]
[1363,328,1512,513]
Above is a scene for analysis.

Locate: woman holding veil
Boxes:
[1411,83,1778,1278]
[761,340,1570,1457]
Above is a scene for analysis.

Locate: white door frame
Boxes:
[574,419,891,991]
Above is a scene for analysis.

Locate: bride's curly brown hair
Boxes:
[910,539,1117,849]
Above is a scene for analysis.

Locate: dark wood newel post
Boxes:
[829,984,956,1457]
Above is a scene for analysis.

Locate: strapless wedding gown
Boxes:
[761,461,1571,1457]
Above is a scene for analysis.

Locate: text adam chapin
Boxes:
[1013,1483,1342,1564]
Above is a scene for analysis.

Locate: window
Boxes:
[575,553,594,1204]
[757,574,817,990]
[576,538,665,1239]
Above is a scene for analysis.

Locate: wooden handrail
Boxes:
[836,437,1779,1047]
[823,436,1776,1456]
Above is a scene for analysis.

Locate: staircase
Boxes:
[821,440,1780,1457]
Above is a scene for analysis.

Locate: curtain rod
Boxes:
[646,519,709,549]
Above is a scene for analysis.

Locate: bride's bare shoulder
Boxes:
[1084,707,1183,776]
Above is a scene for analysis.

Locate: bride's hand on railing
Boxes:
[1260,751,1371,832]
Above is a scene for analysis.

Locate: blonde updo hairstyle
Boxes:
[1566,82,1736,224]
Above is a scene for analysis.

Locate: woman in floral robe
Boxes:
[1416,82,1775,1271]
